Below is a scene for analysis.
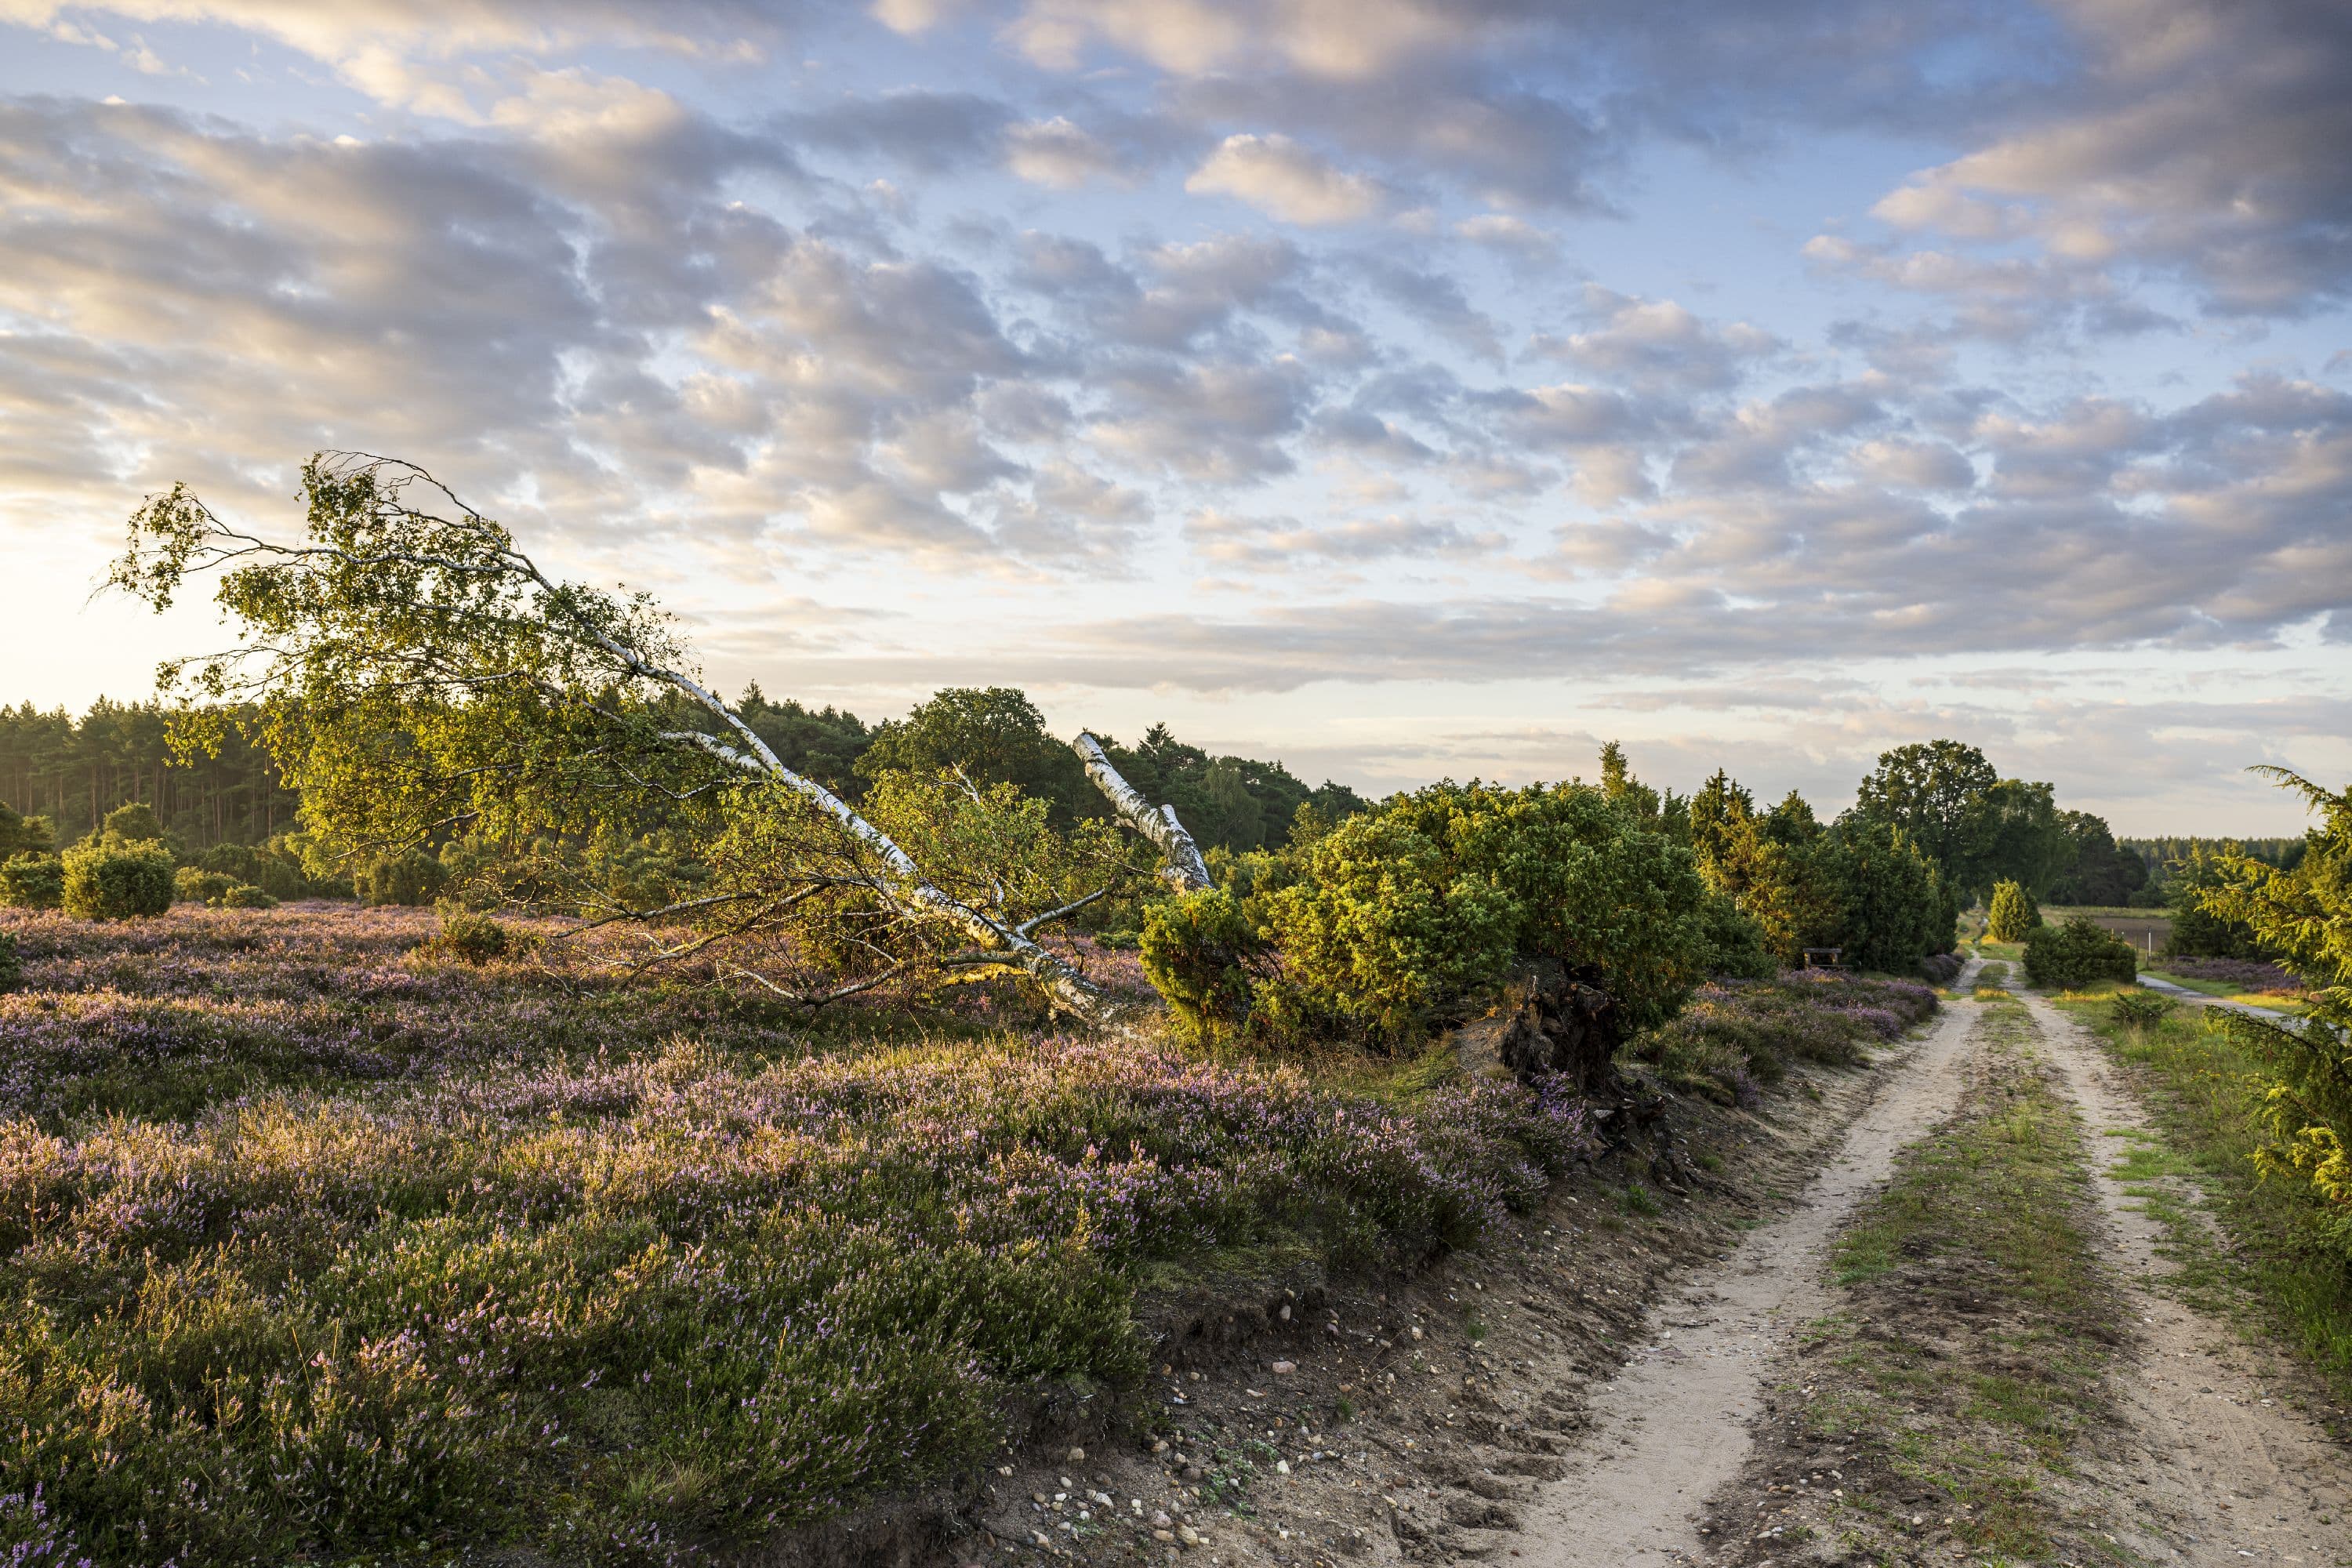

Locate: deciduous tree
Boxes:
[113,452,1206,1014]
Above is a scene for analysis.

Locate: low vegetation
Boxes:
[1780,997,2120,1561]
[2058,993,2352,1392]
[24,448,2314,1563]
[0,903,1930,1564]
[2021,916,2139,989]
[1626,971,1940,1105]
[2145,954,2303,994]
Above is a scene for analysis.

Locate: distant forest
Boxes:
[0,691,1368,858]
[2118,835,2308,905]
[0,699,299,847]
[0,695,2314,898]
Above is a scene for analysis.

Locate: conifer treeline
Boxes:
[0,690,1367,862]
[0,700,299,848]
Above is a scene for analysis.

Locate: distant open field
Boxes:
[2045,906,2170,955]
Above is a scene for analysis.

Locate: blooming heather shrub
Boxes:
[2155,955,2303,993]
[0,1487,89,1567]
[1625,971,1938,1105]
[0,906,1603,1564]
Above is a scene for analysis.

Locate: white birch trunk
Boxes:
[660,729,1099,1015]
[1070,731,1214,891]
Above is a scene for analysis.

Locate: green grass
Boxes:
[2140,970,2306,1012]
[2055,995,2352,1396]
[2140,967,2238,997]
[1808,996,2123,1563]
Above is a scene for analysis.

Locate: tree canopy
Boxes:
[111,452,1202,1014]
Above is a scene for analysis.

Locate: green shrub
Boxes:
[1697,890,1777,980]
[1823,818,1953,971]
[60,840,176,920]
[1986,877,2041,942]
[1138,887,1264,1042]
[1253,805,1518,1045]
[353,847,447,907]
[1141,780,1714,1049]
[175,866,235,905]
[0,853,63,909]
[430,909,512,964]
[217,884,278,909]
[0,932,19,994]
[2022,916,2137,989]
[1240,781,1710,1047]
[2109,989,2173,1029]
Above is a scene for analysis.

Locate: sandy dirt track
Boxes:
[2020,989,2352,1565]
[1513,973,1984,1567]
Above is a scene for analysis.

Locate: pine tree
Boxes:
[1987,877,2041,942]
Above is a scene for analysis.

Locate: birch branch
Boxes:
[1071,731,1214,891]
[1016,885,1112,938]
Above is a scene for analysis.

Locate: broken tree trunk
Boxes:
[1069,732,1214,891]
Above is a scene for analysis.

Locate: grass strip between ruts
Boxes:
[1760,995,2127,1563]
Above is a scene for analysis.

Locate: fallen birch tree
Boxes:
[113,452,1212,1016]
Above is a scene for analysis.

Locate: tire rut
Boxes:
[1510,977,1984,1567]
[2017,989,2352,1566]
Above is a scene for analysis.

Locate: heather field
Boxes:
[0,904,1939,1566]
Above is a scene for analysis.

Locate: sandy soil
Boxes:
[1509,993,1982,1567]
[2020,989,2352,1565]
[954,975,1984,1568]
[948,971,2352,1568]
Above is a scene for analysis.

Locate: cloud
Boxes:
[1004,114,1127,187]
[1454,212,1557,261]
[1529,288,1780,394]
[0,0,795,71]
[5,0,2350,835]
[781,89,1011,172]
[1185,132,1382,225]
[1849,0,2352,314]
[1087,357,1313,481]
[1184,506,1497,568]
[1001,0,1480,80]
[987,458,1155,569]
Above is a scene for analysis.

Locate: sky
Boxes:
[1,0,2347,833]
